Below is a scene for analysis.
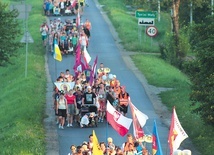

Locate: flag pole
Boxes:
[106,112,109,155]
[55,59,57,80]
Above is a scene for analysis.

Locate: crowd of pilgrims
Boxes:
[53,62,131,128]
[43,0,87,16]
[39,16,91,55]
[53,64,151,155]
[67,134,150,155]
[44,1,150,155]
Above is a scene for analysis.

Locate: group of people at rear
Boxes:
[53,61,132,129]
[39,17,91,55]
[68,133,149,155]
[43,0,88,16]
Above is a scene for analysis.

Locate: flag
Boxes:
[83,46,91,68]
[54,82,75,91]
[53,40,62,61]
[106,101,132,136]
[152,120,163,155]
[129,102,148,139]
[89,55,98,86]
[92,130,103,155]
[168,107,188,155]
[74,43,81,67]
[73,43,82,76]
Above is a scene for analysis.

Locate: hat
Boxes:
[57,18,61,21]
[82,141,88,145]
[107,137,113,143]
[113,75,116,78]
[87,86,91,89]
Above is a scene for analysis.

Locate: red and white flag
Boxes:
[168,107,188,155]
[106,101,132,136]
[129,102,148,139]
[83,46,91,68]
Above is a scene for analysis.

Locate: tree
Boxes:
[189,15,214,125]
[0,1,22,66]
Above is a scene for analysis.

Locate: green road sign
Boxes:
[135,11,156,18]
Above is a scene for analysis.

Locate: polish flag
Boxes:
[106,101,132,136]
[129,102,148,139]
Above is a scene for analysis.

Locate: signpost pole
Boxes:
[24,2,28,78]
[151,37,153,47]
[144,26,146,42]
[140,26,142,44]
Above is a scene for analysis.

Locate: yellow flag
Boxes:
[54,43,62,61]
[92,130,103,155]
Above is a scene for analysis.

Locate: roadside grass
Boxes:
[131,54,214,154]
[0,0,46,154]
[99,0,171,53]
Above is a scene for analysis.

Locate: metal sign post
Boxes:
[138,26,142,44]
[146,26,158,46]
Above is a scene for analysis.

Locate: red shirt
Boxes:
[65,95,76,104]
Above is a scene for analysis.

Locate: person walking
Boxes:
[118,86,130,116]
[56,91,68,129]
[65,89,77,127]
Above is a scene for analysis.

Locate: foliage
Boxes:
[188,15,214,125]
[0,1,22,66]
[159,26,191,68]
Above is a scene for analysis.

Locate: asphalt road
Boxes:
[47,0,169,154]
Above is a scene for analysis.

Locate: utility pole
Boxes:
[158,0,160,22]
[190,2,193,25]
[212,0,214,15]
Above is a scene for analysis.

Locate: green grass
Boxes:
[131,54,190,88]
[0,0,46,154]
[99,0,171,53]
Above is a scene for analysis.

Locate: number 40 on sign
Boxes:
[146,26,158,37]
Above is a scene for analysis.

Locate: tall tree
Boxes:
[0,2,22,66]
[171,0,181,58]
[189,15,214,126]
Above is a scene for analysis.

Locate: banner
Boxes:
[54,82,75,92]
[152,120,163,155]
[129,102,148,139]
[92,130,103,155]
[53,40,62,61]
[168,107,188,155]
[89,55,98,86]
[106,101,132,136]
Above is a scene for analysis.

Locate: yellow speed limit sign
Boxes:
[146,26,158,37]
